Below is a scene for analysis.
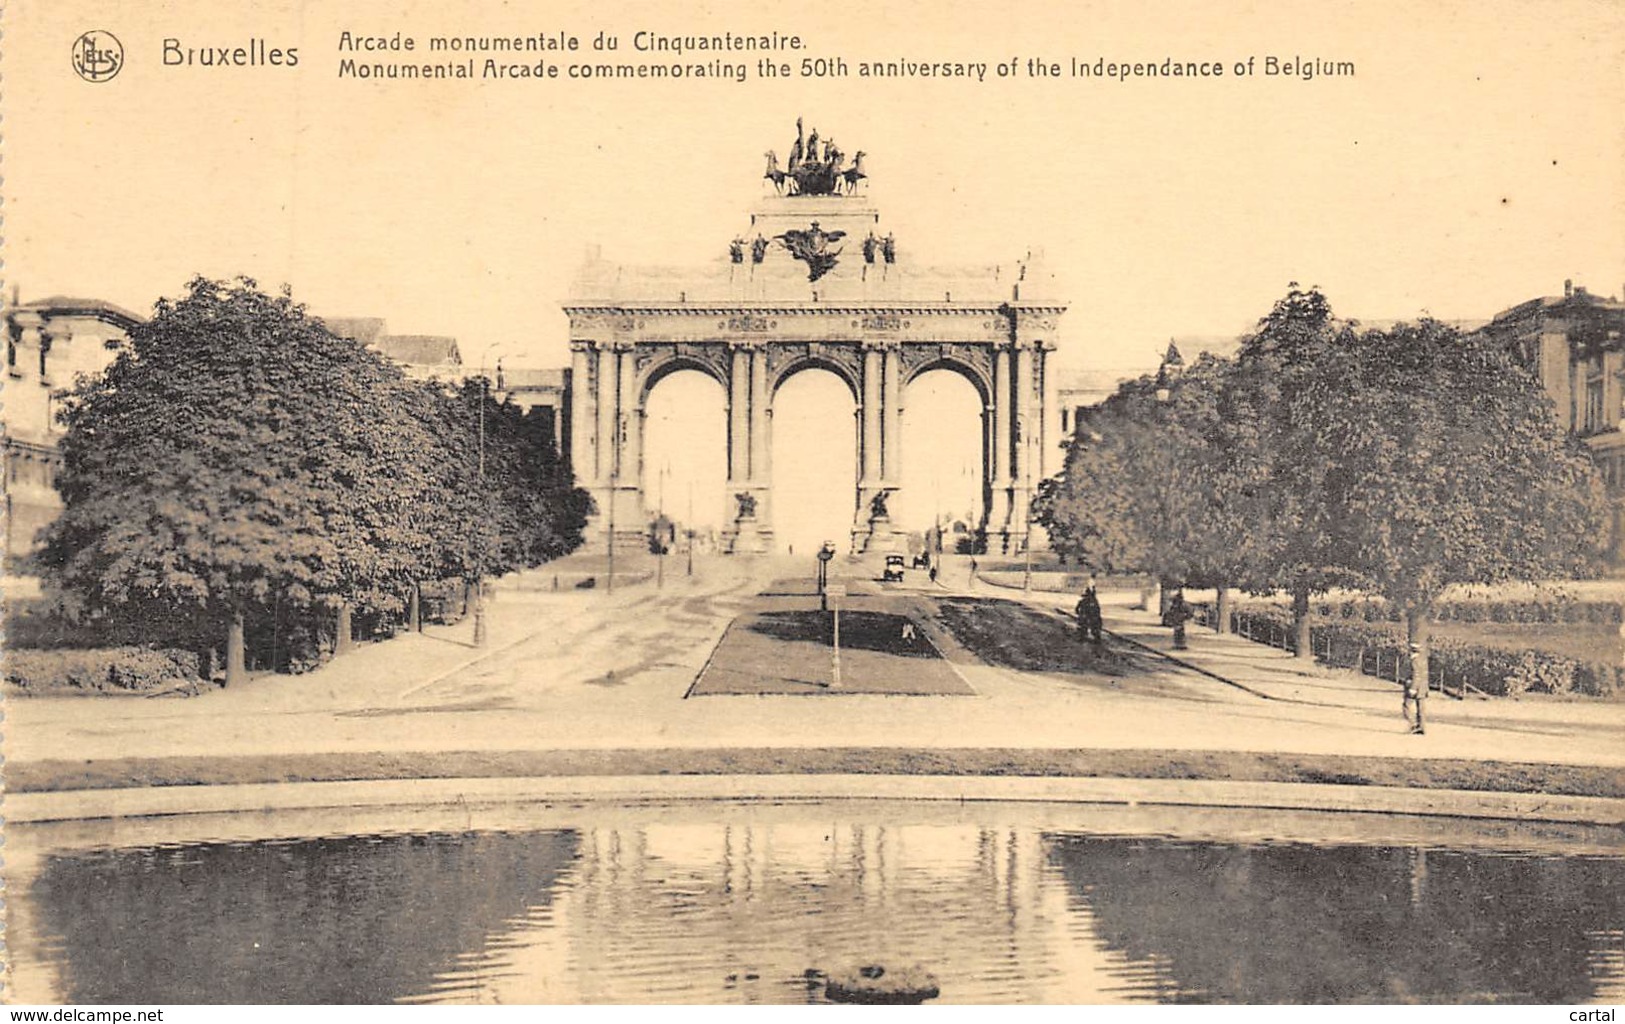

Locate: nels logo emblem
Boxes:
[72,30,124,82]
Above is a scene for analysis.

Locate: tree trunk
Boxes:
[336,601,355,655]
[1158,577,1173,619]
[1292,586,1312,659]
[225,609,246,688]
[1407,602,1432,734]
[408,583,421,633]
[1215,584,1233,634]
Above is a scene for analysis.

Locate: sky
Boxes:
[9,0,1624,380]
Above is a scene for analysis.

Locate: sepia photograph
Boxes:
[3,0,1623,1009]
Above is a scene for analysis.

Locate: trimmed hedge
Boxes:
[1299,596,1623,625]
[4,647,202,695]
[1219,604,1623,698]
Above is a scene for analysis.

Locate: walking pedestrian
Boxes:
[1166,589,1192,650]
[1076,586,1103,646]
[1402,642,1427,734]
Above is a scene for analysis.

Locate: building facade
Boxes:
[1473,280,1625,561]
[3,297,144,563]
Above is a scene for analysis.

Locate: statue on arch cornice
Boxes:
[772,116,867,197]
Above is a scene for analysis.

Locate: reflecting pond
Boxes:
[6,801,1622,1004]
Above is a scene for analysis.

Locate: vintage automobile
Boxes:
[882,554,906,583]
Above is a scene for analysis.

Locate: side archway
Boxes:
[897,368,987,539]
[902,356,993,408]
[641,368,730,538]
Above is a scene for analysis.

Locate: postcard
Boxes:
[4,0,1623,1010]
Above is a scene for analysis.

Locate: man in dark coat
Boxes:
[1166,589,1192,650]
[1076,586,1103,646]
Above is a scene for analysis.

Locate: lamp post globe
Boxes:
[817,541,836,610]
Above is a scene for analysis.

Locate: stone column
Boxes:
[749,344,772,539]
[861,342,883,486]
[749,343,769,483]
[982,403,995,528]
[618,345,640,487]
[1013,340,1035,531]
[728,343,749,486]
[569,342,592,479]
[594,342,616,485]
[882,343,902,484]
[1040,340,1060,479]
[992,345,1012,532]
[1607,349,1625,435]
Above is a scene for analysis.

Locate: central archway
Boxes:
[770,367,857,555]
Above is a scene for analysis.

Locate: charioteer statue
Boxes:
[763,116,868,197]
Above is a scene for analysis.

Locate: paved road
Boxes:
[8,554,1624,771]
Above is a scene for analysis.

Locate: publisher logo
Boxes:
[72,30,123,82]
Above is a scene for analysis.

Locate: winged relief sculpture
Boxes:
[775,221,846,282]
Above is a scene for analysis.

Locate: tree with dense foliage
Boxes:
[40,276,590,685]
[1038,284,1608,730]
[1224,284,1367,656]
[1321,318,1608,730]
[42,278,422,683]
[454,380,592,573]
[1036,353,1248,620]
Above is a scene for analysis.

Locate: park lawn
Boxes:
[931,597,1164,684]
[688,609,974,696]
[13,747,1625,799]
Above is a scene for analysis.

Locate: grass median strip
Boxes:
[688,609,973,696]
[10,748,1625,799]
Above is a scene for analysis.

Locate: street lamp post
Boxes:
[473,351,505,648]
[817,541,836,611]
[606,411,627,594]
[656,460,668,589]
[686,480,695,577]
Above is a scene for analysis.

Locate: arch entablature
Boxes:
[897,344,995,407]
[633,345,730,405]
[766,343,863,403]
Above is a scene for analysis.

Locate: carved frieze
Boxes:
[630,340,731,391]
[897,341,995,396]
[721,316,777,333]
[859,315,908,332]
[765,340,863,388]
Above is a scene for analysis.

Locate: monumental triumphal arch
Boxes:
[564,120,1068,554]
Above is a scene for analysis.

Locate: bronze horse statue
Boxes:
[764,151,789,194]
[841,151,868,194]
